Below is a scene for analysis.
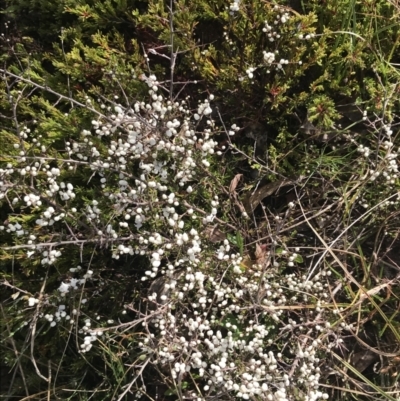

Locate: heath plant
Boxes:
[1,0,400,401]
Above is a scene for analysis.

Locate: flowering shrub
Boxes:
[1,0,400,400]
[2,67,399,400]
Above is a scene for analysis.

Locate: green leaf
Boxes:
[294,254,303,263]
[236,232,244,255]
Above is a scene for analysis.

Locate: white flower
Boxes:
[28,297,38,306]
[263,51,275,65]
[27,251,35,258]
[203,106,212,115]
[58,282,70,294]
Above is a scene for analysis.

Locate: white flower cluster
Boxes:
[260,7,293,72]
[58,279,83,294]
[28,294,103,347]
[80,331,101,353]
[357,144,371,157]
[1,221,25,236]
[354,122,399,185]
[29,302,73,329]
[195,96,213,119]
[3,70,353,401]
[229,0,240,13]
[28,297,39,306]
[245,67,256,79]
[58,182,76,201]
[57,266,92,294]
[36,207,65,227]
[262,8,291,42]
[226,5,305,81]
[40,249,62,265]
[24,193,42,207]
[135,260,335,401]
[1,80,223,274]
[86,200,102,223]
[263,51,276,65]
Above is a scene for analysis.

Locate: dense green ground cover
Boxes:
[1,0,400,400]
